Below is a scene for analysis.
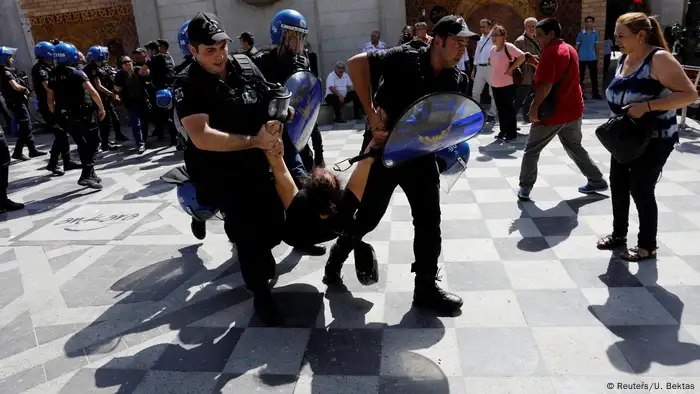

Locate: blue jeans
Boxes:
[127,107,144,146]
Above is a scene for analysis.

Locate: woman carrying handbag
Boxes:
[596,12,697,261]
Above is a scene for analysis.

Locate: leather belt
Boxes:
[477,63,489,67]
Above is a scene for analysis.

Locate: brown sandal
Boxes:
[597,234,627,250]
[620,247,657,262]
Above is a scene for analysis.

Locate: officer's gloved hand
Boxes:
[252,120,283,151]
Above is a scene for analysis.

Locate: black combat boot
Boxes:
[0,165,24,213]
[354,240,379,286]
[295,244,327,256]
[90,167,102,183]
[413,270,463,315]
[253,288,283,326]
[77,167,102,190]
[62,153,82,171]
[46,154,64,176]
[322,235,354,285]
[191,218,206,240]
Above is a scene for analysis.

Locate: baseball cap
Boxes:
[188,12,231,46]
[432,15,478,38]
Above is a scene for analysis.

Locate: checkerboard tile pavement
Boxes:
[1,105,700,393]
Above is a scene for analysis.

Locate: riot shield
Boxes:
[334,92,484,170]
[284,70,323,151]
[436,141,470,193]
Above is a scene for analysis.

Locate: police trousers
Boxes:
[152,105,176,142]
[38,105,70,158]
[353,132,442,276]
[1,125,11,202]
[98,100,121,147]
[7,102,36,156]
[61,110,99,168]
[299,124,324,171]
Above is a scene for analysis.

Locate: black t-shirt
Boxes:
[147,53,175,90]
[173,58,272,184]
[367,44,465,130]
[0,65,26,103]
[114,69,146,109]
[285,188,359,236]
[48,65,92,112]
[31,62,52,106]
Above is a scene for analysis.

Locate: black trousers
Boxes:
[8,102,36,155]
[0,101,11,128]
[61,110,99,168]
[579,60,599,95]
[610,138,674,251]
[0,131,10,203]
[0,124,10,166]
[492,84,518,139]
[325,92,361,120]
[98,101,117,148]
[299,124,324,171]
[351,132,442,276]
[38,105,70,158]
[153,106,176,142]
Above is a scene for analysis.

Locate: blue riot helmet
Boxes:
[156,89,173,109]
[34,41,55,60]
[100,46,110,61]
[0,46,17,64]
[177,183,220,221]
[178,20,191,56]
[87,46,108,62]
[53,43,79,65]
[270,9,308,55]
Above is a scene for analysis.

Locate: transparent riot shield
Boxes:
[436,141,471,193]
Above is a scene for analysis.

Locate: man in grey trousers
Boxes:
[518,18,607,200]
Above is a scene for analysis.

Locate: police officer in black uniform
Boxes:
[173,12,296,325]
[143,40,177,146]
[47,42,106,190]
[0,47,46,161]
[251,10,326,173]
[84,46,122,152]
[0,123,24,213]
[324,16,476,315]
[32,42,82,176]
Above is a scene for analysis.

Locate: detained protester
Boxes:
[323,15,476,315]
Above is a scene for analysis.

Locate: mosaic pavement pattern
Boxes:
[2,104,700,393]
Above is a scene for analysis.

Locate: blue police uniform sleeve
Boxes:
[2,69,17,83]
[367,46,406,82]
[75,69,90,83]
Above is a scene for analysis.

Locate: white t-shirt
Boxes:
[362,41,387,53]
[325,71,352,97]
[457,51,471,72]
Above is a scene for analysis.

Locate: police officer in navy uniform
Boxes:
[143,40,177,146]
[324,16,476,315]
[32,41,83,176]
[251,10,326,172]
[84,46,122,151]
[47,42,106,190]
[0,46,46,161]
[174,12,299,325]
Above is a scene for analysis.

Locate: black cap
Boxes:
[188,12,231,46]
[432,15,478,38]
[237,31,253,40]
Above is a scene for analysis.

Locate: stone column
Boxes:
[580,0,607,94]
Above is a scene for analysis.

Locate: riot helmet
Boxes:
[270,9,309,55]
[34,41,55,61]
[178,20,192,56]
[0,46,17,65]
[53,43,79,66]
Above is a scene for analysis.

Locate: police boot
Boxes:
[77,167,102,190]
[89,167,102,183]
[253,288,283,326]
[354,240,379,286]
[191,218,206,240]
[295,244,326,256]
[322,235,355,285]
[413,270,463,315]
[45,154,65,176]
[0,165,24,213]
[62,153,82,171]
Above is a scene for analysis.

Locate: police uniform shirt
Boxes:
[31,62,52,106]
[83,62,109,99]
[368,44,464,130]
[0,65,25,103]
[173,57,270,179]
[174,56,194,75]
[252,49,309,85]
[146,53,175,90]
[48,65,92,112]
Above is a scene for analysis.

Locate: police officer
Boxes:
[32,41,82,176]
[0,46,46,161]
[84,46,121,151]
[143,40,177,146]
[47,43,106,190]
[173,12,295,325]
[251,10,326,171]
[0,123,23,213]
[324,15,476,314]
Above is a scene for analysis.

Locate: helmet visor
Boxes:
[281,25,308,55]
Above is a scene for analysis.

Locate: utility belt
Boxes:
[57,104,95,118]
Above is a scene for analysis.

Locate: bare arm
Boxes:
[9,79,28,93]
[265,153,299,210]
[344,143,377,201]
[649,51,698,111]
[347,53,374,116]
[180,115,281,152]
[46,87,55,113]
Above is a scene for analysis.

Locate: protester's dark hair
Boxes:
[303,168,343,216]
[536,18,562,38]
[157,39,169,50]
[241,36,254,46]
[491,24,508,38]
[617,12,669,51]
[585,16,595,22]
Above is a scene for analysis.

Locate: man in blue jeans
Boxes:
[576,16,602,100]
[114,56,148,154]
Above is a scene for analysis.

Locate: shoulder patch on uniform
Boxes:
[174,87,183,102]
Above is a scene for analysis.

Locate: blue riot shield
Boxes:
[334,92,484,171]
[284,70,322,151]
[436,141,470,193]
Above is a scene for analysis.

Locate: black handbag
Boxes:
[595,90,653,163]
[534,47,573,121]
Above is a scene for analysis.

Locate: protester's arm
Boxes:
[265,153,299,209]
[344,141,377,201]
